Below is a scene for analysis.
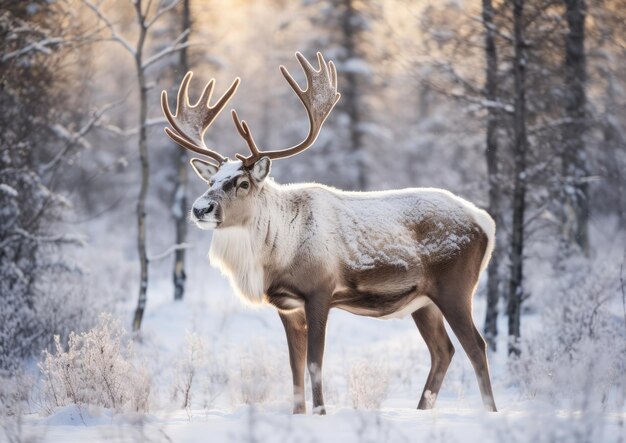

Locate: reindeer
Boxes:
[161,52,497,414]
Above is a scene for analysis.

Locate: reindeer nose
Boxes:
[193,203,215,219]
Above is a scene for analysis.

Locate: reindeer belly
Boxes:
[331,286,431,319]
[332,264,431,319]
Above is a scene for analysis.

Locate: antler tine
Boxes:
[196,79,215,111]
[176,72,193,114]
[231,110,261,161]
[234,52,341,167]
[316,52,330,83]
[329,60,338,90]
[161,72,241,165]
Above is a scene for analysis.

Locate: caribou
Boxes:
[161,52,497,414]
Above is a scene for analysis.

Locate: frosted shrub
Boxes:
[0,371,40,443]
[172,332,206,409]
[512,262,626,410]
[237,345,281,405]
[202,354,229,410]
[39,313,151,414]
[171,332,229,411]
[349,358,390,410]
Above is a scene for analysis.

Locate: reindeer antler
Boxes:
[161,72,240,165]
[232,52,341,167]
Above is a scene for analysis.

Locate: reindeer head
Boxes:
[186,158,271,229]
[161,52,340,230]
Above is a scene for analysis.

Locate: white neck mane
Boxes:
[208,182,290,305]
[209,226,265,305]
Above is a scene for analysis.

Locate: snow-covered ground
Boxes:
[13,253,625,443]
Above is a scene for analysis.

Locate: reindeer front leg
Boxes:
[278,310,307,414]
[304,298,330,415]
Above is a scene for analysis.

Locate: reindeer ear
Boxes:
[190,158,219,182]
[250,156,271,183]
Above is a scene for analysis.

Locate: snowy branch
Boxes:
[97,116,168,137]
[144,0,181,28]
[528,118,574,135]
[468,15,514,43]
[148,243,193,261]
[142,29,191,69]
[82,0,136,56]
[1,37,65,63]
[41,98,126,173]
[0,229,85,250]
[426,79,514,114]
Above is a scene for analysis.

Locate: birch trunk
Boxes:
[172,0,191,301]
[132,1,149,332]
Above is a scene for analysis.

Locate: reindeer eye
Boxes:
[239,181,250,190]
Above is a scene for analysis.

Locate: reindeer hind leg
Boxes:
[412,302,455,409]
[435,294,497,412]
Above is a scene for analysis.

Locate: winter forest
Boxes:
[1,0,625,441]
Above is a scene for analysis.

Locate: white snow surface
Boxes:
[17,262,626,443]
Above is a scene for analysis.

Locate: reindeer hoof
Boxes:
[312,405,326,415]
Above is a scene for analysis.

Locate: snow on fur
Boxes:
[204,160,494,309]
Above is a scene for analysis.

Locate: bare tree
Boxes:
[507,0,529,357]
[83,0,190,331]
[561,0,589,254]
[306,0,373,191]
[482,0,503,352]
[339,0,366,190]
[172,0,191,301]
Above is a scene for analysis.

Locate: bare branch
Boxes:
[94,116,168,137]
[82,0,136,56]
[1,38,65,63]
[430,61,482,96]
[425,79,514,114]
[0,228,85,250]
[144,0,156,19]
[142,29,191,69]
[148,242,193,261]
[468,14,514,44]
[528,118,574,135]
[41,97,127,173]
[145,0,181,28]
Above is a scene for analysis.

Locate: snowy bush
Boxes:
[236,344,284,405]
[0,370,42,443]
[348,357,390,410]
[0,372,35,441]
[39,313,151,414]
[171,332,229,412]
[511,259,626,411]
[201,353,229,410]
[172,332,206,409]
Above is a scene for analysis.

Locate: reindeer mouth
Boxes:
[194,219,222,230]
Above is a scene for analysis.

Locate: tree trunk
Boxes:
[602,73,626,225]
[482,0,501,352]
[132,5,149,332]
[340,0,365,190]
[507,0,528,357]
[172,0,191,301]
[561,0,588,255]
